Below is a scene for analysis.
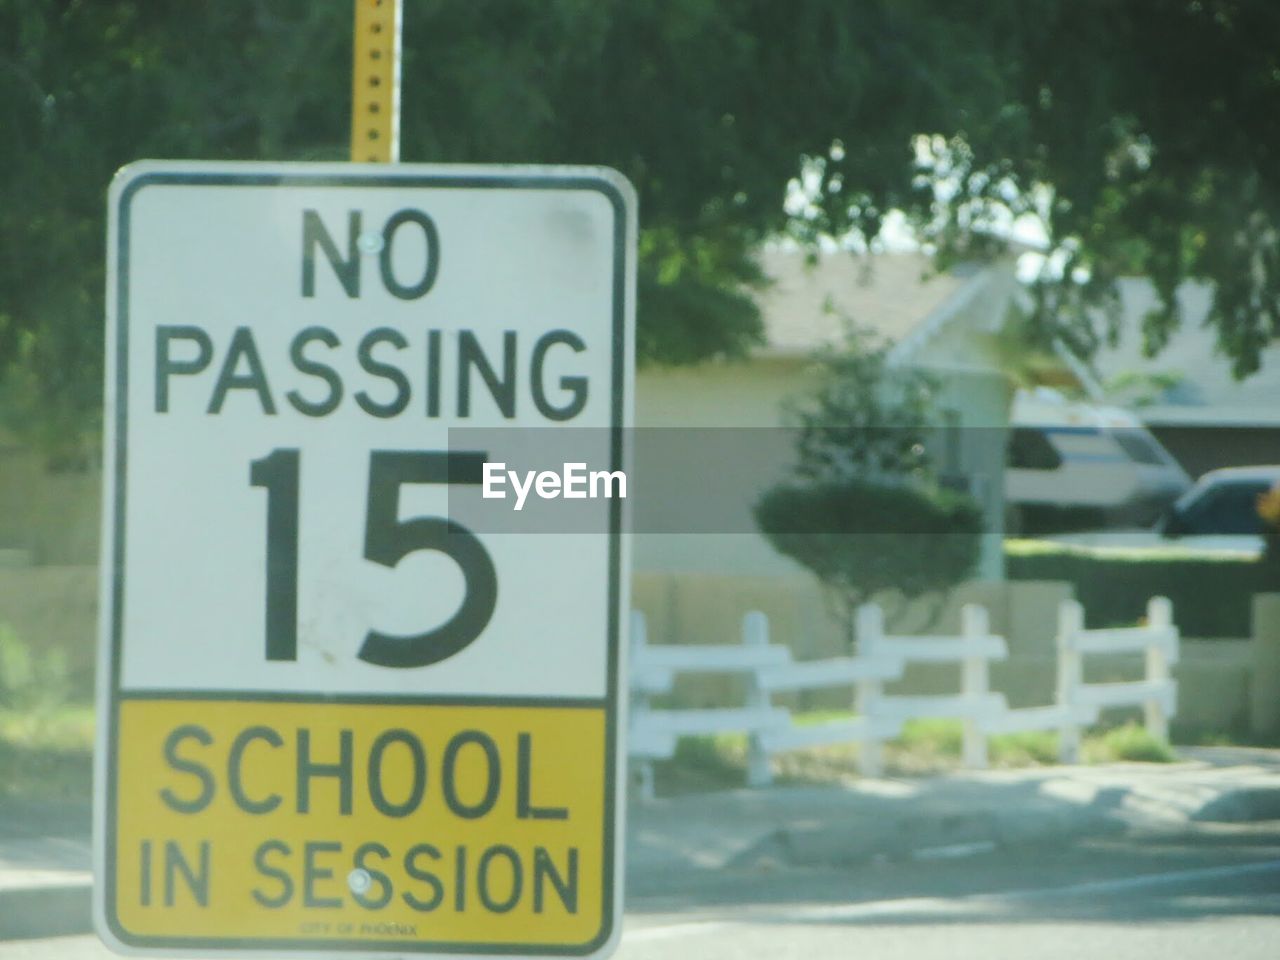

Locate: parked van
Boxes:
[1006,388,1191,534]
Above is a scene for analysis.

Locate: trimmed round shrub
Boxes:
[754,479,983,622]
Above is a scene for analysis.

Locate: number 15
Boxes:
[249,450,497,668]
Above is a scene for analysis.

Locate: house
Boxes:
[0,248,1022,589]
[1087,279,1280,478]
[633,247,1019,581]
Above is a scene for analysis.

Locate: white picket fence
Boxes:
[1055,596,1178,763]
[628,597,1178,798]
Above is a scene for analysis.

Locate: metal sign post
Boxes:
[351,0,402,163]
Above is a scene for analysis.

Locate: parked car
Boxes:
[1041,464,1280,557]
[1159,464,1280,539]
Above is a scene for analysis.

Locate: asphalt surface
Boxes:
[4,824,1278,959]
[619,825,1280,960]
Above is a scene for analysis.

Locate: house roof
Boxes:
[754,248,975,358]
[1090,279,1280,426]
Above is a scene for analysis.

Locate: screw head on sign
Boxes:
[357,232,385,255]
[347,868,372,895]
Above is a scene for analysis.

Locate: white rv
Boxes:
[1006,388,1191,533]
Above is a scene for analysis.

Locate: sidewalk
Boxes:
[4,747,1279,940]
[627,747,1280,893]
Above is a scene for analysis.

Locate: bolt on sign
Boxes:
[95,161,635,958]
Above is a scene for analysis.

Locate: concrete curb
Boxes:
[727,801,1125,870]
[0,876,92,941]
[716,783,1280,873]
[625,762,1280,887]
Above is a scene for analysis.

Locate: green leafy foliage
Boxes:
[1102,369,1189,408]
[785,327,938,483]
[755,480,984,627]
[1085,722,1176,764]
[650,717,1169,793]
[0,622,70,714]
[4,1,1280,452]
[0,703,94,800]
[755,329,983,643]
[1005,538,1273,638]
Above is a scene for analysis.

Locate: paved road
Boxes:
[621,825,1280,960]
[5,826,1279,959]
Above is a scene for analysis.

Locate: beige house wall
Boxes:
[633,358,810,579]
[637,357,807,429]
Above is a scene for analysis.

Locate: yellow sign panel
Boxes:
[107,700,610,951]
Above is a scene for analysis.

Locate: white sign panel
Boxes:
[95,161,634,958]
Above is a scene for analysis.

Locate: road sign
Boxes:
[95,161,635,958]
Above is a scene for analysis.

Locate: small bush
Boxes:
[642,716,1178,796]
[756,480,983,645]
[0,623,71,714]
[1086,723,1176,763]
[990,730,1059,766]
[893,721,1060,768]
[672,732,747,765]
[648,735,749,795]
[895,718,963,757]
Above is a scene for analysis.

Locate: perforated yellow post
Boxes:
[350,0,401,163]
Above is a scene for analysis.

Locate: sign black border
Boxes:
[101,166,629,957]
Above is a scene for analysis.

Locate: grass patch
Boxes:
[644,714,1178,795]
[651,733,749,794]
[1,621,95,800]
[1004,538,1255,563]
[989,730,1059,766]
[0,705,95,749]
[898,718,963,756]
[0,706,95,801]
[891,719,1059,771]
[1084,722,1177,764]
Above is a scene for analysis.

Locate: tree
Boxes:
[782,326,937,485]
[960,2,1280,382]
[3,1,1280,454]
[754,328,983,648]
[755,480,984,648]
